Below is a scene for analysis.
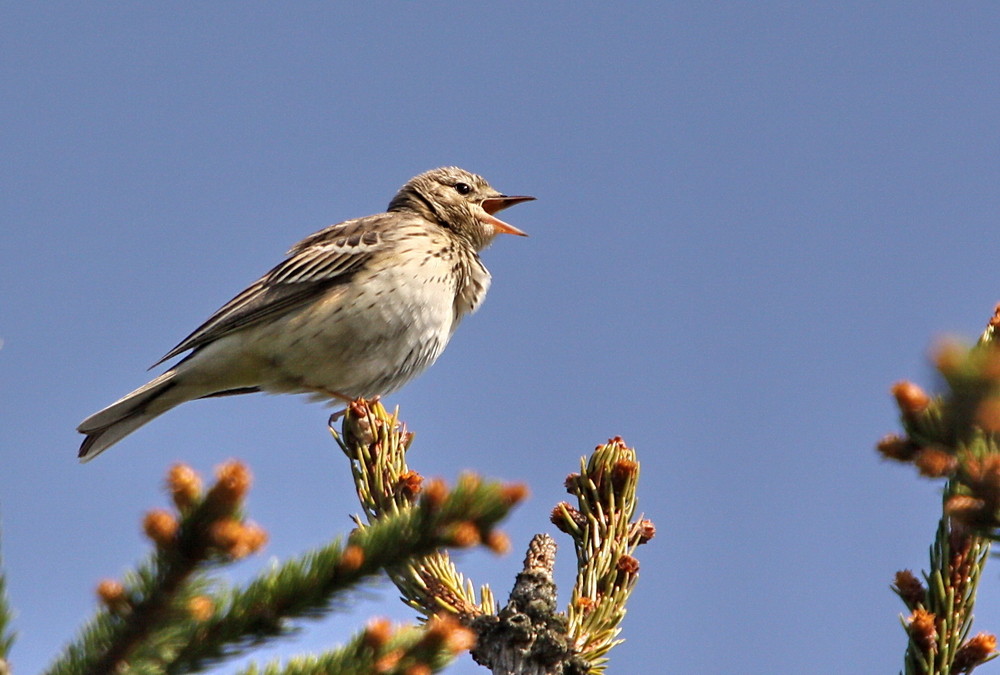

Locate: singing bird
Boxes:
[77,167,533,461]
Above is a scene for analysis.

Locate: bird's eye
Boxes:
[454,182,472,195]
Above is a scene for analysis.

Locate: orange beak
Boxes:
[479,195,534,236]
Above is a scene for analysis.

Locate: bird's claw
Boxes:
[327,409,345,429]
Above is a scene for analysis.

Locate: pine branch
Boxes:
[469,533,588,675]
[552,437,652,673]
[162,474,524,673]
[0,526,16,675]
[880,305,1000,674]
[236,615,474,675]
[334,400,524,621]
[467,437,653,675]
[336,401,653,674]
[35,397,645,675]
[41,405,526,675]
[46,462,265,675]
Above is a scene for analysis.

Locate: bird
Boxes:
[77,167,534,462]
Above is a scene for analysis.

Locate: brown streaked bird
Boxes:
[77,167,533,461]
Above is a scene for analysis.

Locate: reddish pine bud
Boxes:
[167,463,202,511]
[397,470,423,501]
[977,398,1000,433]
[423,479,449,509]
[907,608,938,654]
[447,522,481,548]
[362,618,394,650]
[374,649,404,673]
[96,579,127,611]
[945,495,991,528]
[913,448,958,478]
[485,530,511,555]
[564,473,581,492]
[550,502,585,534]
[934,339,966,376]
[611,459,639,491]
[892,570,926,609]
[208,519,266,559]
[501,482,529,506]
[953,632,998,672]
[208,519,242,554]
[236,522,268,558]
[421,614,476,653]
[876,435,919,462]
[206,460,251,509]
[616,554,640,575]
[892,381,930,415]
[188,595,214,622]
[339,545,365,573]
[964,455,1000,504]
[633,518,656,544]
[143,509,178,549]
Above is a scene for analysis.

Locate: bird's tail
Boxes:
[77,371,181,462]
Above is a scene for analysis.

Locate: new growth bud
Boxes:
[907,608,938,654]
[143,509,179,549]
[206,460,252,510]
[892,381,931,416]
[167,463,202,511]
[96,579,127,612]
[953,632,998,672]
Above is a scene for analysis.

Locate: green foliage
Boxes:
[1,399,648,674]
[0,530,16,671]
[882,308,1000,674]
[164,482,517,673]
[334,400,514,620]
[237,619,466,675]
[559,439,646,671]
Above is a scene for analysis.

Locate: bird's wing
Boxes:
[152,216,392,367]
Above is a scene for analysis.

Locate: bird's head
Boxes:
[388,167,534,250]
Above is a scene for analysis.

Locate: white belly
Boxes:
[234,258,457,398]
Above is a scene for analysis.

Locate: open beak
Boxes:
[479,195,535,236]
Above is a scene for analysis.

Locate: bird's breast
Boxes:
[244,247,463,398]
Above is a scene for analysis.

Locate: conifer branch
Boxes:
[43,434,522,675]
[551,437,651,673]
[0,529,15,675]
[237,615,474,675]
[469,533,589,675]
[46,461,265,675]
[333,399,525,621]
[466,437,652,675]
[336,401,652,674]
[1,396,646,675]
[880,305,1000,674]
[162,474,523,673]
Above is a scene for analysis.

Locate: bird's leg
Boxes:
[312,387,352,429]
[308,386,353,403]
[325,392,381,428]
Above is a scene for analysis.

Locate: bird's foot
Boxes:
[327,395,381,430]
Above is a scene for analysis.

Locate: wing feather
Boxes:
[152,215,392,367]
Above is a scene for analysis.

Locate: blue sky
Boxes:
[3,3,1000,673]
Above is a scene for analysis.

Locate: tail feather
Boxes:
[77,371,180,462]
